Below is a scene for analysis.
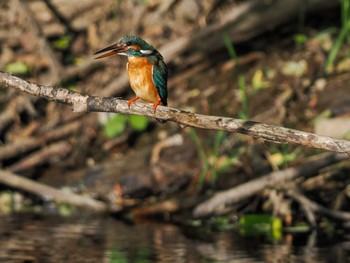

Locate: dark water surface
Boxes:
[0,214,349,263]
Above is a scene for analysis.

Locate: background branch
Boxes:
[0,169,107,212]
[1,72,350,154]
[15,0,64,85]
[287,190,350,221]
[193,153,348,218]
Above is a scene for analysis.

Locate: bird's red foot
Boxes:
[153,100,162,113]
[127,97,139,108]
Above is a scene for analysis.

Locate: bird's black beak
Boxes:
[94,43,127,59]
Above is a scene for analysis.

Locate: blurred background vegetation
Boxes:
[0,0,349,233]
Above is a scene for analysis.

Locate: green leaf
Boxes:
[252,69,269,91]
[66,85,76,91]
[53,36,71,50]
[239,214,282,240]
[293,33,308,45]
[103,114,127,138]
[109,249,128,263]
[128,115,149,131]
[5,62,30,75]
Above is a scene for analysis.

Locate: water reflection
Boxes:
[0,214,349,262]
[0,215,105,263]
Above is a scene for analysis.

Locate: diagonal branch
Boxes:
[192,153,348,218]
[287,190,350,221]
[43,0,77,35]
[0,169,107,212]
[1,71,350,154]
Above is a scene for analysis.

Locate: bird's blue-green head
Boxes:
[94,35,162,59]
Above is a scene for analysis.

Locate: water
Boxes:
[0,214,349,263]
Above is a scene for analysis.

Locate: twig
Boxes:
[1,72,350,154]
[15,0,64,85]
[151,134,184,164]
[0,169,107,212]
[131,199,180,217]
[0,120,80,160]
[0,96,29,132]
[43,0,77,35]
[151,134,184,190]
[193,153,348,217]
[286,186,317,227]
[7,141,72,173]
[288,190,350,221]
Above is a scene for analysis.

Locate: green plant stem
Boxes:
[189,128,209,189]
[238,74,249,120]
[211,131,225,185]
[223,34,239,65]
[342,0,350,29]
[325,1,350,72]
[223,33,249,120]
[325,21,350,72]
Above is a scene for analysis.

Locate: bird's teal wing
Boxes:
[152,59,168,106]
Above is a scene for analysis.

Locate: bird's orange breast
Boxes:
[127,57,160,103]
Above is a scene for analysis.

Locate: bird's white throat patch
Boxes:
[140,49,153,55]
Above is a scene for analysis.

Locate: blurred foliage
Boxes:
[104,114,128,138]
[5,61,30,75]
[103,114,149,138]
[109,249,128,263]
[189,128,239,189]
[251,69,270,91]
[0,191,27,215]
[223,33,249,120]
[128,115,149,131]
[109,247,152,263]
[282,60,308,77]
[53,35,72,50]
[239,214,282,241]
[293,33,308,46]
[325,0,350,72]
[268,144,301,169]
[284,224,311,233]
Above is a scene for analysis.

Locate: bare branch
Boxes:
[0,169,107,212]
[193,153,348,218]
[1,72,350,154]
[0,121,80,161]
[288,190,350,221]
[7,141,72,173]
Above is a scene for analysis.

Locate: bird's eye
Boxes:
[125,41,132,46]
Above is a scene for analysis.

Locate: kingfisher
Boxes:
[94,35,168,121]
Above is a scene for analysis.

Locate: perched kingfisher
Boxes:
[94,35,168,120]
